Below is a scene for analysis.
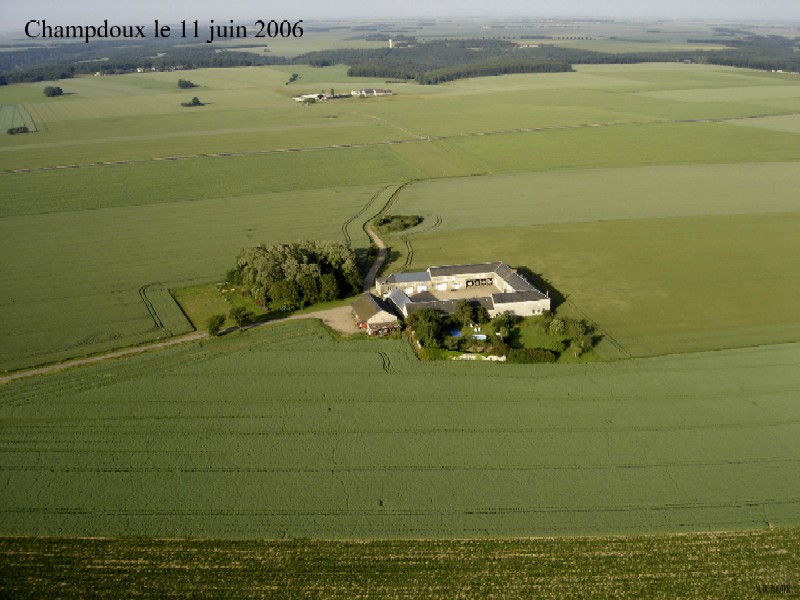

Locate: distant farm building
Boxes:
[293,93,329,102]
[377,262,550,319]
[351,293,400,336]
[351,89,394,97]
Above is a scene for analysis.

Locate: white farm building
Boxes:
[376,262,550,319]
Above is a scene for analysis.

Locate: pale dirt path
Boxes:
[0,331,208,384]
[362,224,387,292]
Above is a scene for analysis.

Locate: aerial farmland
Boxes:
[0,10,798,597]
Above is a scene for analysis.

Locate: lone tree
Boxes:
[43,86,63,97]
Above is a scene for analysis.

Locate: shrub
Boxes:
[230,306,254,328]
[507,348,558,364]
[7,126,29,135]
[546,339,568,353]
[548,318,566,336]
[207,314,226,336]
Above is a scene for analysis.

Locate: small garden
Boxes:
[408,299,598,363]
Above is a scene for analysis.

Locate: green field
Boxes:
[1,61,799,370]
[1,319,798,538]
[2,529,798,598]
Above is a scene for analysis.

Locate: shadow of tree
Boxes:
[515,266,566,311]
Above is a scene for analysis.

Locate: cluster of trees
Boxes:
[407,301,492,350]
[177,79,197,88]
[43,86,63,97]
[523,35,800,72]
[7,126,29,135]
[229,240,361,310]
[373,214,422,234]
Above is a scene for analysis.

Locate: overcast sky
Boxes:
[2,0,798,34]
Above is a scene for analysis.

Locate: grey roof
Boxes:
[351,293,395,321]
[387,288,413,311]
[378,271,431,285]
[492,290,547,304]
[493,263,514,280]
[428,262,502,278]
[502,272,537,292]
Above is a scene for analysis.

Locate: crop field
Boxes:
[1,319,798,538]
[1,528,798,598]
[0,184,391,371]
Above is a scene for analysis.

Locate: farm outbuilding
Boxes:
[351,293,400,336]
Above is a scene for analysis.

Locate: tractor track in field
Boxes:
[341,185,391,248]
[378,350,394,374]
[400,214,442,269]
[138,283,165,332]
[4,111,798,175]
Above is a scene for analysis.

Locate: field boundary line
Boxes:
[5,111,799,174]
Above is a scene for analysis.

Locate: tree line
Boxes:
[0,41,288,85]
[2,33,796,87]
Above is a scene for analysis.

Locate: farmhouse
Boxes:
[377,262,550,319]
[351,292,400,336]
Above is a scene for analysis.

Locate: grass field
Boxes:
[1,319,798,537]
[1,528,798,598]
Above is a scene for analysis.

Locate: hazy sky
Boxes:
[2,0,799,34]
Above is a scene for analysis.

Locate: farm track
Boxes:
[361,182,410,290]
[4,111,798,175]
